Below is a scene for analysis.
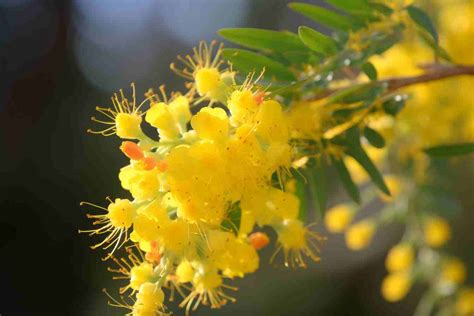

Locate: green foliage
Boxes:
[424,143,474,157]
[288,2,355,31]
[221,48,296,81]
[221,202,242,235]
[298,26,338,56]
[216,1,465,219]
[218,28,306,53]
[406,5,438,44]
[331,156,361,203]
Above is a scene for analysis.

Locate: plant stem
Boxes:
[310,64,474,101]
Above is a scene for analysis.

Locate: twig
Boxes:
[310,64,474,101]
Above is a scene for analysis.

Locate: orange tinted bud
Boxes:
[157,160,168,172]
[145,240,161,263]
[249,232,270,250]
[120,141,144,160]
[254,91,266,105]
[142,156,157,170]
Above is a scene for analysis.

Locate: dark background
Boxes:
[1,1,472,315]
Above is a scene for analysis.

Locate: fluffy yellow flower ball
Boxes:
[456,288,474,316]
[145,102,180,140]
[133,282,165,316]
[441,258,467,285]
[345,219,376,251]
[385,243,415,273]
[107,198,136,229]
[423,216,451,247]
[195,68,221,98]
[324,203,356,233]
[116,113,143,139]
[381,272,412,302]
[130,262,155,291]
[191,107,229,141]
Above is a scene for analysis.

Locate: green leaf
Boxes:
[382,96,405,116]
[307,157,328,216]
[345,128,390,195]
[221,202,241,235]
[418,31,452,62]
[363,126,385,148]
[424,143,474,157]
[325,0,370,13]
[222,49,296,81]
[295,177,308,221]
[362,62,377,80]
[369,2,394,16]
[331,156,361,203]
[298,26,338,55]
[288,2,354,31]
[328,82,384,104]
[406,5,438,44]
[218,28,306,52]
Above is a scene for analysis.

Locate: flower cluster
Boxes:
[81,42,323,315]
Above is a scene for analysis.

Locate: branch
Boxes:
[311,64,474,101]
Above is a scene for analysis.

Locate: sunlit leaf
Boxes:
[222,48,296,81]
[218,28,306,52]
[298,26,338,55]
[288,2,354,31]
[325,0,370,13]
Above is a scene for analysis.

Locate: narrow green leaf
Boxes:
[298,26,338,55]
[221,202,241,235]
[222,49,296,81]
[382,97,405,116]
[348,146,390,194]
[331,156,361,203]
[288,2,354,31]
[218,28,306,52]
[325,0,370,13]
[406,5,438,44]
[328,83,384,104]
[362,62,377,80]
[369,2,394,16]
[363,126,385,148]
[295,177,308,221]
[424,143,474,157]
[311,158,328,216]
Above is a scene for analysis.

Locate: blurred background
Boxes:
[0,0,472,315]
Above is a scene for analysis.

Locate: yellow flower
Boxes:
[274,219,323,268]
[423,216,451,248]
[145,102,180,140]
[195,68,221,97]
[385,243,415,272]
[345,219,376,251]
[191,107,229,141]
[168,95,192,127]
[324,203,356,233]
[116,113,143,139]
[381,272,412,302]
[456,288,474,316]
[176,260,195,283]
[130,262,155,291]
[441,257,467,285]
[227,89,258,125]
[107,198,136,229]
[133,282,166,316]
